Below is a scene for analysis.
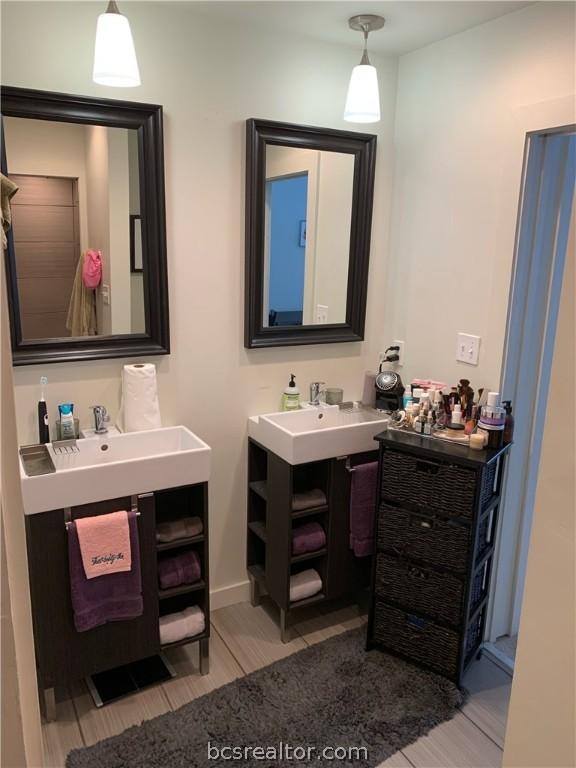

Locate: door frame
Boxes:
[487,124,575,646]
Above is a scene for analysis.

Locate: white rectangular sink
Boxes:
[249,406,389,465]
[20,426,211,515]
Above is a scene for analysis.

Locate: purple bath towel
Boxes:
[292,522,326,556]
[349,461,378,557]
[67,512,143,632]
[158,550,201,590]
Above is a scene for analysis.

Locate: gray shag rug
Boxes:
[67,627,465,768]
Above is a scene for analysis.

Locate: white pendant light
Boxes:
[93,0,141,87]
[344,15,384,124]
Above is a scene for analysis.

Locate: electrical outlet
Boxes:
[316,304,328,324]
[101,284,111,306]
[392,340,405,367]
[379,341,405,366]
[456,333,481,365]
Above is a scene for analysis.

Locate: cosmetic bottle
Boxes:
[58,404,76,439]
[477,399,505,449]
[464,404,477,435]
[424,413,433,436]
[282,374,300,411]
[412,409,423,434]
[451,403,463,425]
[502,401,515,445]
[37,377,50,444]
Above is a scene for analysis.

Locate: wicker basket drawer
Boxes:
[375,553,465,626]
[380,449,477,519]
[372,600,460,679]
[377,503,471,573]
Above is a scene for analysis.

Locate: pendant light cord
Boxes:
[360,26,371,66]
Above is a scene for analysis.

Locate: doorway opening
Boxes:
[485,126,575,671]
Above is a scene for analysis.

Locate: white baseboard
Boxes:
[210,580,251,610]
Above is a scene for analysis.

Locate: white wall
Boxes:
[1,1,397,600]
[503,205,575,768]
[84,125,112,335]
[315,152,354,321]
[128,130,145,333]
[107,129,132,334]
[385,1,575,391]
[3,117,89,253]
[1,251,43,766]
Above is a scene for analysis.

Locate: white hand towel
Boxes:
[289,569,322,603]
[159,606,205,645]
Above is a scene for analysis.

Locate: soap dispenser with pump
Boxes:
[282,374,300,411]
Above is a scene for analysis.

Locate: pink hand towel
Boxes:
[75,510,132,579]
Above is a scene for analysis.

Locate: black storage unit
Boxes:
[367,430,509,685]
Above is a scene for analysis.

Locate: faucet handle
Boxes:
[90,405,109,433]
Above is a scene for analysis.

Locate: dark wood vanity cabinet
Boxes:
[247,439,375,641]
[26,494,159,689]
[367,431,509,685]
[26,483,210,714]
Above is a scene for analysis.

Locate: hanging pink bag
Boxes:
[82,249,102,289]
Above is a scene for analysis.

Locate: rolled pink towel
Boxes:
[292,522,326,556]
[158,550,201,590]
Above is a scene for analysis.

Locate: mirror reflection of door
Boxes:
[265,173,308,327]
[264,145,354,328]
[10,174,79,338]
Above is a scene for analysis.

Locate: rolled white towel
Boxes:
[159,606,205,645]
[289,568,322,603]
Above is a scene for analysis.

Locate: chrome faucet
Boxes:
[90,405,109,434]
[309,382,325,406]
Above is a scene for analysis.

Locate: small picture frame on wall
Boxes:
[299,220,306,248]
[130,214,143,273]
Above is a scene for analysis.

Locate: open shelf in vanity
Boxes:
[247,437,374,641]
[154,483,210,658]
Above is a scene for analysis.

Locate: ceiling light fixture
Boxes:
[93,0,141,88]
[344,14,384,124]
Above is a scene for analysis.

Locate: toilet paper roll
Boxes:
[122,363,162,432]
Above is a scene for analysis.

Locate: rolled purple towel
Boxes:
[292,522,326,556]
[158,550,201,590]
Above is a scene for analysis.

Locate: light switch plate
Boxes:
[456,333,480,365]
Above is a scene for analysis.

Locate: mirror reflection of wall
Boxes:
[3,117,145,340]
[264,145,354,328]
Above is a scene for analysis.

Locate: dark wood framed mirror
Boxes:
[244,118,376,348]
[1,86,169,365]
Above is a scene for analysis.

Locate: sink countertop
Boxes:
[20,426,211,515]
[248,405,390,465]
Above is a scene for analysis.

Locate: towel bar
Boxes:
[345,457,356,473]
[64,506,141,529]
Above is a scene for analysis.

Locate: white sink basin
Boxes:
[249,406,389,465]
[20,426,211,515]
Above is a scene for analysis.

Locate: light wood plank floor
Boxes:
[41,599,512,768]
